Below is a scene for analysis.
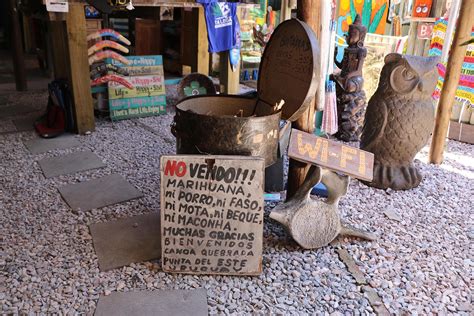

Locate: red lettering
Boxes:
[164,160,187,177]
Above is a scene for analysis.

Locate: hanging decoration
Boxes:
[88,50,131,65]
[88,40,130,56]
[87,29,132,46]
[321,80,338,135]
[429,18,474,106]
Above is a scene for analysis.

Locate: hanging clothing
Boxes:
[198,0,240,53]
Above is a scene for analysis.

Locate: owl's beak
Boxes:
[417,81,424,92]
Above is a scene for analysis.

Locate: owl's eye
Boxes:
[403,69,415,80]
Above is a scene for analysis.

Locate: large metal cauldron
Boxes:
[172,95,280,166]
[171,19,320,167]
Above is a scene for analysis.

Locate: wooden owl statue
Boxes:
[360,53,439,190]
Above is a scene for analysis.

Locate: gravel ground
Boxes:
[1,89,472,314]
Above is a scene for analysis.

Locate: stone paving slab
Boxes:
[38,150,106,178]
[0,104,39,119]
[58,174,142,212]
[23,134,81,154]
[90,213,160,271]
[13,114,40,132]
[94,289,208,316]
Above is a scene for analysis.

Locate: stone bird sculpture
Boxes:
[270,166,375,249]
[360,53,439,190]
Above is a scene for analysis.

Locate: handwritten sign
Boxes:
[107,55,166,121]
[288,129,374,181]
[160,155,264,275]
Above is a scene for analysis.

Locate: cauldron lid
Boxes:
[257,19,320,121]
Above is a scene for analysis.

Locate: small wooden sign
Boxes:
[46,0,69,12]
[288,129,374,181]
[160,155,265,275]
[417,23,434,39]
[108,75,165,99]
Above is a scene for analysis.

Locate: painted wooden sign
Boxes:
[417,23,434,39]
[109,55,163,67]
[108,75,165,99]
[288,129,374,181]
[160,155,265,276]
[107,55,166,121]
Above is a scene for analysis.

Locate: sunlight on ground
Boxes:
[417,145,474,179]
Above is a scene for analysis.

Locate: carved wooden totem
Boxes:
[333,15,368,142]
[360,53,439,190]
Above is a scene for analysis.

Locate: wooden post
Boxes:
[280,0,293,22]
[9,0,27,91]
[429,0,473,164]
[219,51,240,94]
[287,0,321,198]
[196,7,209,75]
[181,7,209,75]
[49,21,69,79]
[218,6,241,94]
[65,3,95,134]
[406,22,418,55]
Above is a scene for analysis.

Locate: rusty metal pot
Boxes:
[173,95,280,166]
[172,19,320,167]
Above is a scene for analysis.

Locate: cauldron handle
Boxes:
[170,121,177,137]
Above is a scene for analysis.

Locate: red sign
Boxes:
[417,23,434,39]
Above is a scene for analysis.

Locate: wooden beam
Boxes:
[9,0,27,91]
[287,0,321,199]
[65,3,95,134]
[429,0,473,164]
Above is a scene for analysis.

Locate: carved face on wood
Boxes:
[381,53,439,98]
[347,14,367,47]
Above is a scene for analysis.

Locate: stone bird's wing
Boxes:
[360,96,388,152]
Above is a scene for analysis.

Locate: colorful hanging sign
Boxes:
[429,18,474,106]
[107,55,167,120]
